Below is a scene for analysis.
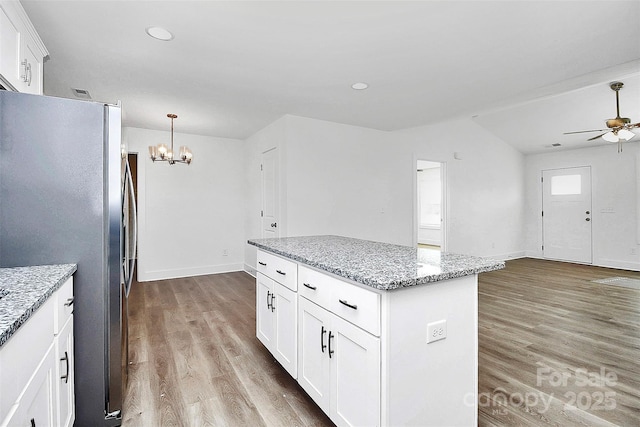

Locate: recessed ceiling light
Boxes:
[145,26,174,41]
[351,82,369,90]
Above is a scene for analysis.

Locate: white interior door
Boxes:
[542,167,592,263]
[261,148,279,238]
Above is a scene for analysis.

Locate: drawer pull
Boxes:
[276,269,286,276]
[258,261,267,266]
[64,297,74,307]
[320,326,327,353]
[31,419,36,427]
[328,331,334,358]
[303,283,317,290]
[61,351,70,384]
[339,299,358,310]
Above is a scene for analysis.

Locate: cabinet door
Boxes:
[4,343,57,427]
[272,283,297,377]
[256,273,274,350]
[297,297,331,413]
[0,4,21,90]
[56,317,75,427]
[330,316,381,427]
[19,36,42,94]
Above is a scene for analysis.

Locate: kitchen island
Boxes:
[248,235,504,427]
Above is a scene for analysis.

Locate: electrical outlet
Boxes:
[222,249,228,256]
[427,319,447,344]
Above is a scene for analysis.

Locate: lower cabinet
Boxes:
[2,343,56,427]
[56,317,74,427]
[298,296,380,427]
[256,272,297,377]
[0,277,74,427]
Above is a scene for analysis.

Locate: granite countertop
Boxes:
[0,264,77,348]
[248,235,505,290]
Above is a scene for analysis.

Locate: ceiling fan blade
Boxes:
[587,133,607,141]
[564,129,608,135]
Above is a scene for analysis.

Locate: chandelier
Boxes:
[148,114,193,165]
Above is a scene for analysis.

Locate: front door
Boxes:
[542,166,592,263]
[261,147,279,238]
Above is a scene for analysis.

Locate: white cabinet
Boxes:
[256,250,298,377]
[0,0,48,94]
[3,343,57,427]
[54,280,75,427]
[298,291,380,427]
[0,277,75,427]
[259,251,480,426]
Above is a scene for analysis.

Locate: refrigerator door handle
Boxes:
[124,157,137,298]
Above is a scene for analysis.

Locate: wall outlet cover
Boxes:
[427,319,447,344]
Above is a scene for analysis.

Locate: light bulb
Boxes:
[148,146,158,160]
[157,144,168,158]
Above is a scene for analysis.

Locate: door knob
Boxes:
[271,222,277,228]
[585,218,591,221]
[585,211,590,214]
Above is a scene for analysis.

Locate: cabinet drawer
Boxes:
[299,265,381,336]
[256,250,297,291]
[55,277,74,334]
[298,265,333,309]
[329,279,380,336]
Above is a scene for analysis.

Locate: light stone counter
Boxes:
[0,264,77,348]
[248,235,504,290]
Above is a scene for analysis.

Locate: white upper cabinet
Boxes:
[0,1,48,94]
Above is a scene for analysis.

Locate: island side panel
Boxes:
[381,274,478,427]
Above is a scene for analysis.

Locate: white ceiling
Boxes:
[21,0,640,154]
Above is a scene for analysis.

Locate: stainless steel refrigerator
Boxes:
[0,90,137,426]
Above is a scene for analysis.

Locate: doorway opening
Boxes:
[416,160,446,251]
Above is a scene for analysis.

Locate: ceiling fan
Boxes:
[564,81,639,152]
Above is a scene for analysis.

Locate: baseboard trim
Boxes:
[138,263,244,282]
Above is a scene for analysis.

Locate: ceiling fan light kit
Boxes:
[564,81,639,152]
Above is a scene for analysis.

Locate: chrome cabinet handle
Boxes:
[276,269,286,276]
[339,299,358,310]
[26,62,32,86]
[270,294,275,312]
[60,351,69,383]
[303,283,317,290]
[64,297,74,307]
[20,59,28,82]
[328,331,334,358]
[320,326,327,353]
[266,291,272,309]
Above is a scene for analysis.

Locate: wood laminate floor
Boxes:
[122,258,640,426]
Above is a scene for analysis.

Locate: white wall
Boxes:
[244,115,526,272]
[125,127,246,281]
[284,115,411,244]
[396,118,526,259]
[524,141,640,270]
